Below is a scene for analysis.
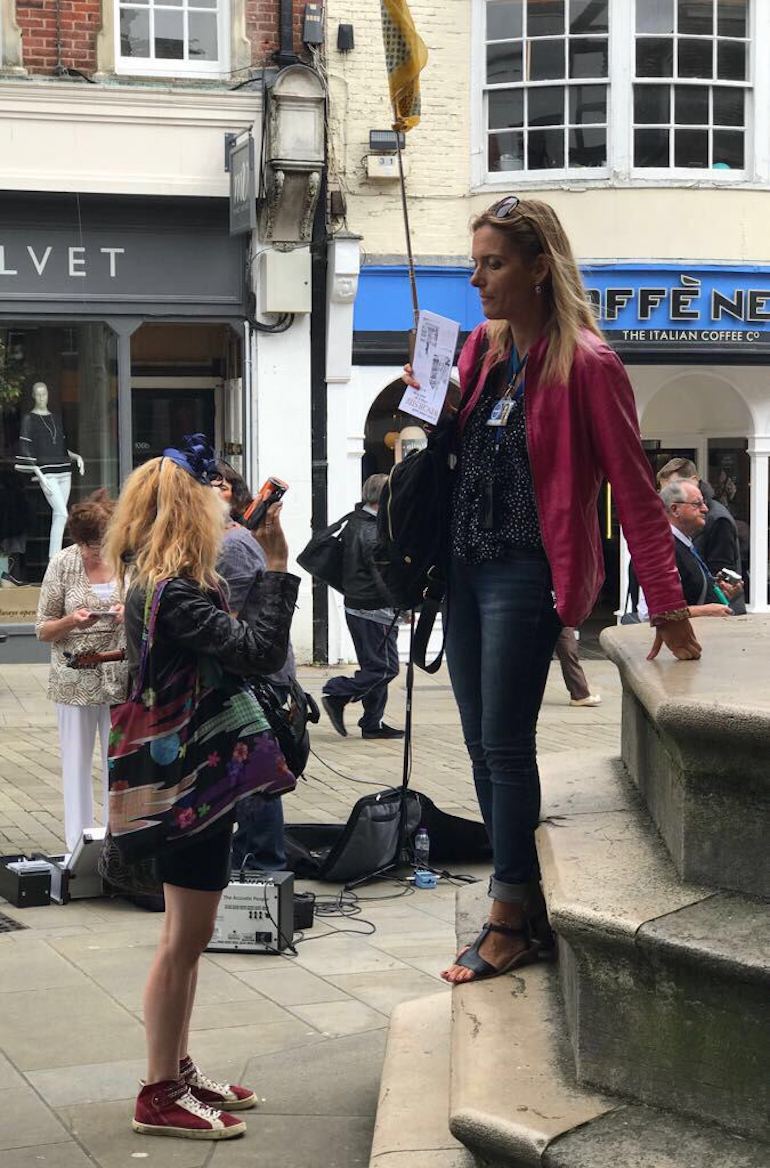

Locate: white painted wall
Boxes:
[0,81,259,197]
[251,318,314,661]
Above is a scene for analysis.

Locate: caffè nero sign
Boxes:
[584,264,770,349]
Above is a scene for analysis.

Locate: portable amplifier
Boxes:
[207,869,294,953]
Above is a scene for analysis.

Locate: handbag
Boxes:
[297,512,356,593]
[249,676,320,778]
[105,581,296,866]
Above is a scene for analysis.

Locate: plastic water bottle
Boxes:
[414,827,430,869]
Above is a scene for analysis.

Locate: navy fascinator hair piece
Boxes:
[162,434,218,485]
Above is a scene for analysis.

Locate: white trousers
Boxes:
[56,703,110,853]
[38,472,72,560]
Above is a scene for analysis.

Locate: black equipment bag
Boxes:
[296,511,356,594]
[284,788,490,883]
[285,789,422,883]
[250,677,320,779]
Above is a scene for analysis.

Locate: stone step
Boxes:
[601,621,770,898]
[536,749,770,1144]
[369,990,475,1168]
[448,956,767,1167]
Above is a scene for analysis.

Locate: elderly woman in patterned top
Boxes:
[36,489,127,853]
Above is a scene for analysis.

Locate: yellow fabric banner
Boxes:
[380,0,429,131]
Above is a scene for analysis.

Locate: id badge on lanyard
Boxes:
[486,350,526,429]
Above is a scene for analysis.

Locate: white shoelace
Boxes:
[177,1087,224,1121]
[188,1066,234,1097]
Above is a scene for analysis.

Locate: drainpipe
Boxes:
[309,180,329,663]
[275,0,299,67]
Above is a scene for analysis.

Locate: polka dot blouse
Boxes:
[450,361,542,564]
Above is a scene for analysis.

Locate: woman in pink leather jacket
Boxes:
[404,197,700,985]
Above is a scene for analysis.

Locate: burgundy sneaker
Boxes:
[133,1079,246,1139]
[180,1055,258,1111]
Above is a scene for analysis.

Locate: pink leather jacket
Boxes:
[457,324,686,627]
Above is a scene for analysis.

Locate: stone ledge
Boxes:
[536,751,770,1142]
[601,621,770,897]
[369,992,474,1168]
[449,961,618,1165]
[446,953,767,1168]
[600,620,770,780]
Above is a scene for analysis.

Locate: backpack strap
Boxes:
[411,570,446,674]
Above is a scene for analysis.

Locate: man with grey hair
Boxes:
[322,474,404,740]
[635,479,742,620]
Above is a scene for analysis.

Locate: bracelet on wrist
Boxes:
[650,607,690,627]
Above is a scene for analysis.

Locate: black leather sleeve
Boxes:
[158,573,299,676]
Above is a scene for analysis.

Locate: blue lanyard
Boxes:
[493,349,527,452]
[506,348,527,402]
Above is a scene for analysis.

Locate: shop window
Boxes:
[633,0,749,171]
[0,323,117,613]
[114,0,229,77]
[484,0,610,175]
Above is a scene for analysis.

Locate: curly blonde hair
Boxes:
[472,198,602,385]
[104,457,224,593]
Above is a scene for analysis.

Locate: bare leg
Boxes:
[179,965,199,1068]
[143,885,221,1084]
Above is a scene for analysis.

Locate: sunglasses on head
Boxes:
[490,194,520,219]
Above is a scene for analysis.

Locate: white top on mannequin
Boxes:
[15,381,85,478]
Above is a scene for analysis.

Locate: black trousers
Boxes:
[323,614,400,731]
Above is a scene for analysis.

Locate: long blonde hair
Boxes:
[472,198,602,384]
[104,457,225,593]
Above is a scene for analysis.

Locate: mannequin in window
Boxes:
[15,382,85,561]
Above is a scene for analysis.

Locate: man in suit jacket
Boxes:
[656,457,745,613]
[635,479,744,620]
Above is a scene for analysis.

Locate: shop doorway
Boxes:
[131,387,215,467]
[129,322,241,468]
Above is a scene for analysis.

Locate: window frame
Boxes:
[471,0,770,190]
[114,0,230,79]
[478,0,612,185]
[629,0,750,180]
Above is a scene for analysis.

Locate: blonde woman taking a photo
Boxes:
[104,436,298,1140]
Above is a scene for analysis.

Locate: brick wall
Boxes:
[15,0,306,77]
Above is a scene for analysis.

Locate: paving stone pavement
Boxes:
[0,653,620,1167]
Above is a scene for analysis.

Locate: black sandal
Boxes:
[447,921,541,983]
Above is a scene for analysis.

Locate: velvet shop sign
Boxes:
[0,210,247,319]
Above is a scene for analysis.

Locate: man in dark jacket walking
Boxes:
[322,474,404,741]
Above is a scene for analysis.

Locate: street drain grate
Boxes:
[0,911,26,932]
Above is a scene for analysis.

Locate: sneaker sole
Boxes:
[132,1119,246,1139]
[221,1094,258,1111]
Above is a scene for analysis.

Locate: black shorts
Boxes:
[156,820,234,892]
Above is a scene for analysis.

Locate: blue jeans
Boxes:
[232,794,286,871]
[445,552,561,902]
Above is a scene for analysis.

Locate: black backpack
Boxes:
[373,420,458,671]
